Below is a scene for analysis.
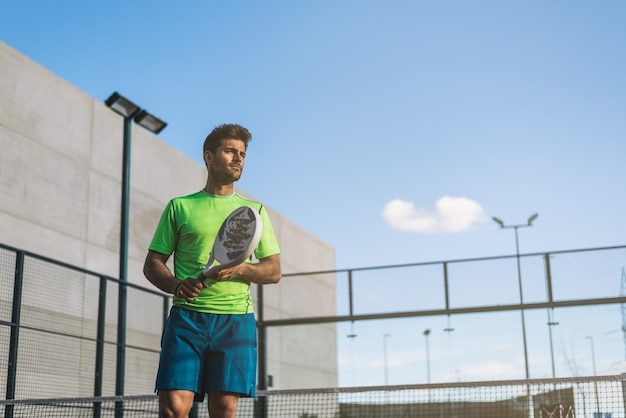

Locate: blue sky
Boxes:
[2,1,625,387]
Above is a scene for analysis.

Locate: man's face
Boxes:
[205,138,246,183]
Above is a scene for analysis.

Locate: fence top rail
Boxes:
[0,242,165,297]
[0,394,157,406]
[282,244,626,277]
[4,241,625,293]
[256,374,626,396]
[1,374,623,404]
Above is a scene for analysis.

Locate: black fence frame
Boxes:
[259,245,626,327]
[2,242,626,417]
[0,243,168,418]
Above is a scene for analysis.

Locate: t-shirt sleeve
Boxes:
[148,200,178,256]
[255,205,280,259]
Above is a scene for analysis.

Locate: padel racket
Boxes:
[202,206,263,280]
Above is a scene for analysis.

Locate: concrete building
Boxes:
[0,41,337,396]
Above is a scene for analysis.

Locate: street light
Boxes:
[492,213,538,380]
[586,336,601,416]
[105,92,167,132]
[547,311,559,379]
[383,334,391,385]
[134,109,168,134]
[105,92,167,400]
[347,323,357,386]
[423,329,431,384]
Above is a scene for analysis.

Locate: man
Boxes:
[143,123,281,418]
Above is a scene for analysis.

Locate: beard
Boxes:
[212,167,242,184]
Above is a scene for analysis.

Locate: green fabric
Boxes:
[148,190,280,314]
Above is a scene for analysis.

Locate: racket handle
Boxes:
[202,264,223,277]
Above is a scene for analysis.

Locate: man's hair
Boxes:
[203,123,252,154]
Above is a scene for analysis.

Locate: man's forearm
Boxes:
[240,255,281,285]
[144,254,180,294]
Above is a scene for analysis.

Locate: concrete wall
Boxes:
[0,41,337,393]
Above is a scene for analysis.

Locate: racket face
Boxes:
[209,206,262,271]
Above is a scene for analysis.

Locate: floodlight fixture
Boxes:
[105,92,168,134]
[134,110,168,134]
[492,217,505,227]
[105,92,141,119]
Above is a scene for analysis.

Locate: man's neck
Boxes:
[204,181,234,196]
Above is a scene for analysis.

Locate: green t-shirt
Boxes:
[148,191,280,314]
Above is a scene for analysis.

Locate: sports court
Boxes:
[2,2,626,417]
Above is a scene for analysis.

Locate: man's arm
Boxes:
[207,254,282,285]
[143,250,179,294]
[143,250,206,301]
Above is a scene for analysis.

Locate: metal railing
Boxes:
[261,245,626,326]
[0,242,169,407]
[2,242,625,410]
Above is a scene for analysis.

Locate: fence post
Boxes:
[255,284,267,418]
[348,270,354,319]
[5,250,25,418]
[544,253,553,305]
[443,262,450,311]
[93,275,108,418]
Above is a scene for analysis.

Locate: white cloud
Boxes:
[382,196,488,233]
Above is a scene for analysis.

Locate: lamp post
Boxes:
[586,336,601,416]
[492,213,538,380]
[383,333,391,386]
[347,324,357,386]
[547,310,559,378]
[423,329,431,384]
[104,92,167,402]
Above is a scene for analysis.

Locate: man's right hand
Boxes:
[175,278,207,302]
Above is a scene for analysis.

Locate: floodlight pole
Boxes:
[587,336,601,416]
[423,329,431,384]
[492,213,538,381]
[383,333,391,386]
[105,93,166,412]
[117,114,132,398]
[513,224,530,381]
[493,214,538,418]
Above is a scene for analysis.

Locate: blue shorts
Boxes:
[155,307,257,401]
